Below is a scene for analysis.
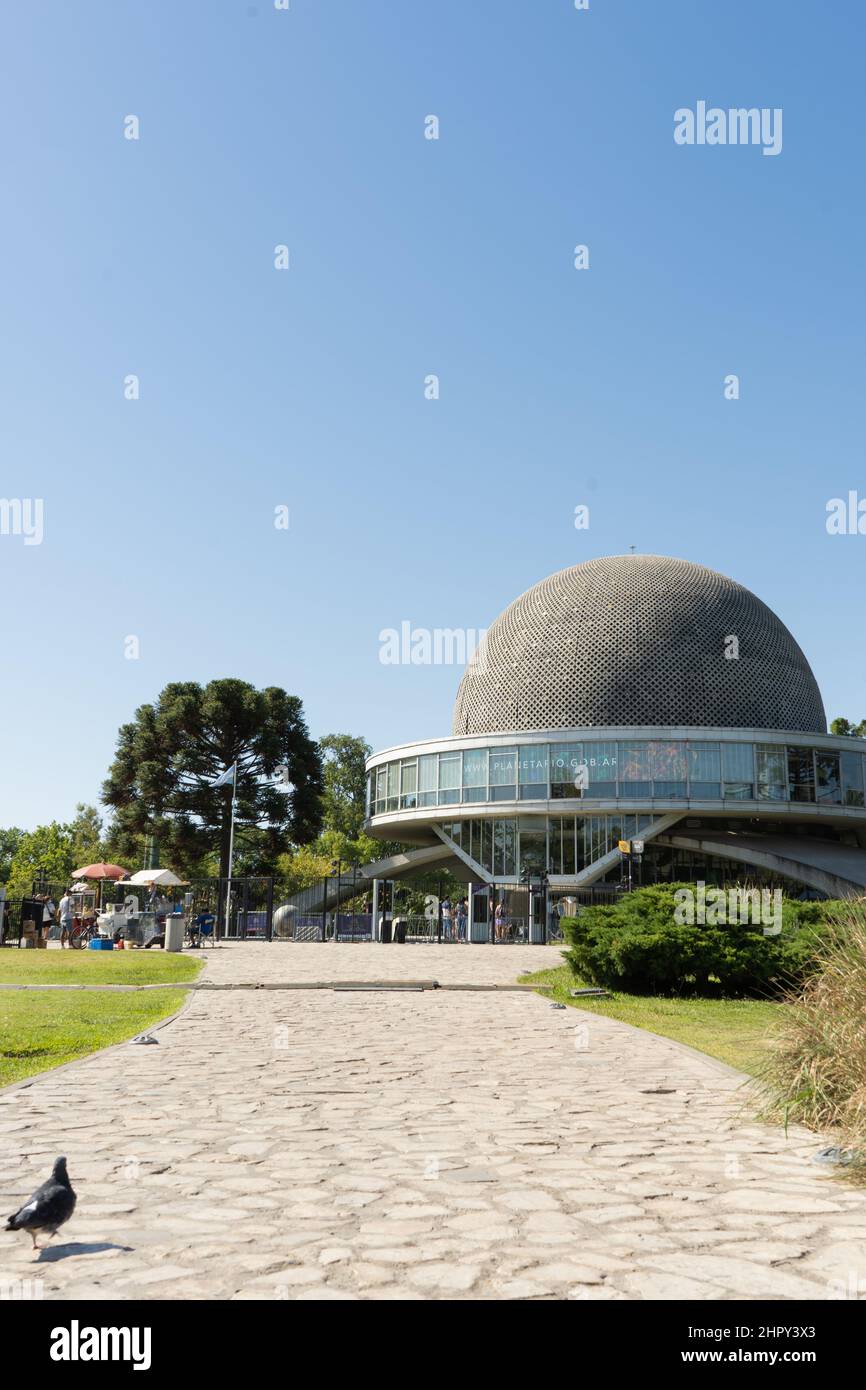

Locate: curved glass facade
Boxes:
[367,739,866,817]
[439,814,656,878]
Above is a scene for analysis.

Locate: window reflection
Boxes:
[723,743,754,799]
[815,752,842,806]
[489,748,517,802]
[756,745,786,801]
[841,751,865,807]
[369,738,866,814]
[787,748,815,803]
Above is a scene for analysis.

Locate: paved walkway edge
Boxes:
[0,987,197,1101]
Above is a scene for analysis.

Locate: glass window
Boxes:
[590,816,608,862]
[519,745,548,799]
[649,741,687,782]
[561,818,576,875]
[480,820,494,873]
[438,753,461,805]
[418,754,437,807]
[618,742,651,797]
[787,748,815,803]
[518,821,547,875]
[815,751,842,805]
[549,742,584,797]
[501,819,517,875]
[400,760,417,809]
[489,749,517,802]
[386,761,399,811]
[376,766,387,810]
[546,818,561,874]
[654,781,687,799]
[575,818,587,872]
[723,743,754,799]
[841,751,865,807]
[756,745,787,801]
[365,773,372,817]
[689,743,721,784]
[462,747,488,802]
[690,783,721,799]
[493,820,506,875]
[583,742,617,798]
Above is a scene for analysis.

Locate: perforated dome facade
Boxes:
[452,555,826,736]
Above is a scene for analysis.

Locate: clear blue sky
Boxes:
[1,1,864,830]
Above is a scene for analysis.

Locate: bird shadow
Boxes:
[36,1241,133,1263]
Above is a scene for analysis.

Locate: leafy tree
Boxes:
[3,805,105,898]
[6,823,76,898]
[102,679,323,880]
[319,733,371,838]
[0,827,25,884]
[830,717,866,738]
[68,804,104,869]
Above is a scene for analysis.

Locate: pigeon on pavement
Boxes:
[4,1156,76,1251]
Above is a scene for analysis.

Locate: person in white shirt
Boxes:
[59,890,76,948]
[40,896,56,942]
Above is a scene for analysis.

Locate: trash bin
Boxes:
[393,917,407,944]
[380,917,392,944]
[164,916,185,952]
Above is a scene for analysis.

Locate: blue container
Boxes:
[88,938,114,951]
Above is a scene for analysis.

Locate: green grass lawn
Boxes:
[0,988,190,1086]
[0,949,203,1085]
[520,964,782,1076]
[0,948,202,986]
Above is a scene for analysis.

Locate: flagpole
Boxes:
[224,764,237,942]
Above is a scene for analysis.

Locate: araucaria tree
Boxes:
[102,680,323,879]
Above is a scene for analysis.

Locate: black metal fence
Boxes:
[0,876,624,949]
[184,878,274,940]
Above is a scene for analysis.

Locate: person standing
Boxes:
[494,898,506,942]
[455,898,467,942]
[58,889,76,948]
[441,897,452,941]
[41,894,57,943]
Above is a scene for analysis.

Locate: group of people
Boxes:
[436,897,528,941]
[439,897,468,941]
[6,887,178,949]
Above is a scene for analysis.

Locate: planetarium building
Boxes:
[364,555,866,941]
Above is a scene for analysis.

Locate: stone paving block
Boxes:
[2,943,865,1301]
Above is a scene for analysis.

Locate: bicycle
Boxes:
[68,919,99,950]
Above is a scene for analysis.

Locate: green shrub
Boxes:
[561,883,839,997]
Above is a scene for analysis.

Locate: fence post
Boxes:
[265,876,274,941]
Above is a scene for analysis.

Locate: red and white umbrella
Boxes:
[70,862,129,881]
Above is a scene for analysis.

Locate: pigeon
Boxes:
[5,1156,76,1251]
